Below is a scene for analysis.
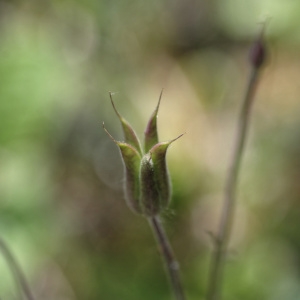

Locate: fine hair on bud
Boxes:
[140,154,161,216]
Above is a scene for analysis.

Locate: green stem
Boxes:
[207,67,261,300]
[0,237,35,300]
[149,215,186,300]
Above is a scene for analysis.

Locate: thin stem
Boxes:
[0,237,35,300]
[149,215,186,300]
[207,66,261,300]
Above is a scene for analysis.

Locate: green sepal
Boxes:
[144,90,163,153]
[149,134,184,210]
[110,92,143,155]
[117,142,142,214]
[103,123,142,214]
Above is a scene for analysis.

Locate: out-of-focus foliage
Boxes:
[1,0,300,299]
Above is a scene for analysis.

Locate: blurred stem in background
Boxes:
[207,25,267,300]
[0,237,35,300]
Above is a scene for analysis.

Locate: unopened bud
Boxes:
[249,25,267,69]
[104,92,183,217]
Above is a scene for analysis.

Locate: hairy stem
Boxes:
[0,237,35,300]
[149,216,186,300]
[207,66,261,300]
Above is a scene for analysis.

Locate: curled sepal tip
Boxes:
[109,92,142,155]
[144,89,163,153]
[103,123,142,214]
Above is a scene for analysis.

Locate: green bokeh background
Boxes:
[1,1,300,299]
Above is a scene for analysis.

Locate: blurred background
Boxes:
[1,0,300,299]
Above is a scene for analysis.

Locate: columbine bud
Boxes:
[104,91,182,217]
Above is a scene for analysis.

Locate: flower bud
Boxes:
[249,25,267,69]
[104,92,183,217]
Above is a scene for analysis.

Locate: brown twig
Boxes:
[207,25,266,300]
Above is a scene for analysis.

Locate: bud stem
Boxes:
[207,63,263,299]
[149,216,186,300]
